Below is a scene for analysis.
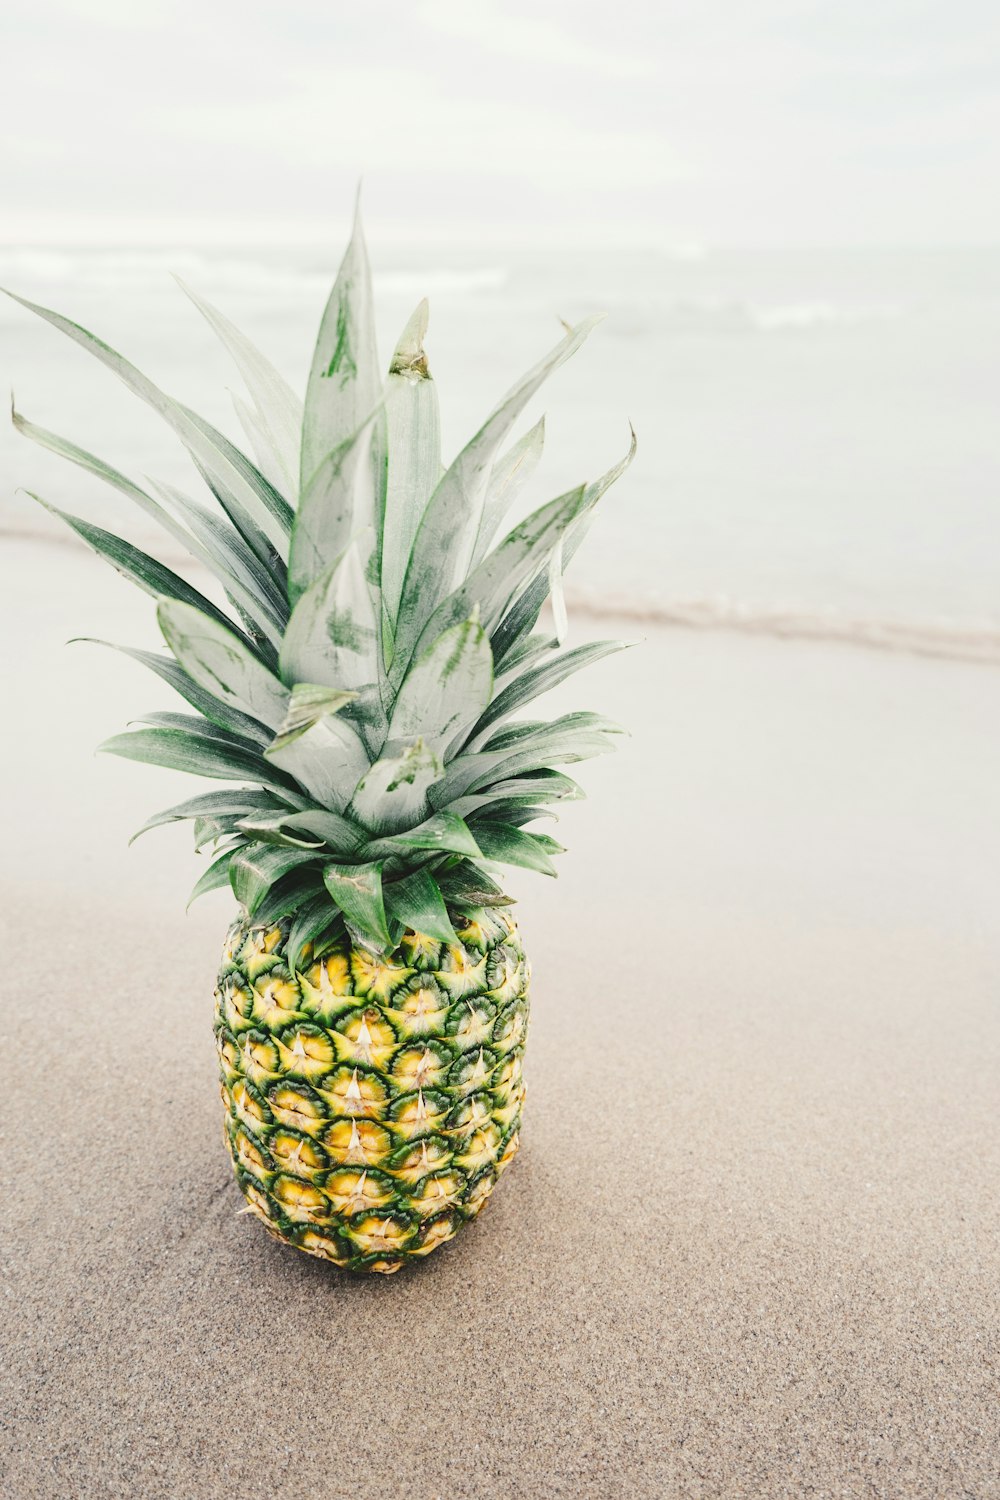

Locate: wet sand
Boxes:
[3,538,999,1499]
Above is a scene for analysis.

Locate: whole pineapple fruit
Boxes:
[7,207,633,1272]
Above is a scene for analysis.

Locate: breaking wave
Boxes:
[637,297,903,336]
[0,247,508,304]
[563,587,1000,665]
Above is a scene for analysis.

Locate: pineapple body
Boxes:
[215,908,529,1273]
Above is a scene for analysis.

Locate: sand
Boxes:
[2,537,999,1500]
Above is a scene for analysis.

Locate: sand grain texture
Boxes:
[2,541,999,1500]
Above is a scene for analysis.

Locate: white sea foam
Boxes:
[0,247,508,303]
[376,267,508,296]
[629,296,904,335]
[749,300,901,331]
[561,588,1000,665]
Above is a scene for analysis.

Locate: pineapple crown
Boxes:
[6,206,634,964]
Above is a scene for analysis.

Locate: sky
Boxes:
[2,0,1000,247]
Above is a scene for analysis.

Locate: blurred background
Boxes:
[2,0,999,655]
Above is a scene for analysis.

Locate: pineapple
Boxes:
[6,207,634,1273]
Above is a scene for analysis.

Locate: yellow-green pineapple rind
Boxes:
[215,908,529,1274]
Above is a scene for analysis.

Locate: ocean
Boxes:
[2,243,999,661]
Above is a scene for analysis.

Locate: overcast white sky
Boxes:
[3,0,999,247]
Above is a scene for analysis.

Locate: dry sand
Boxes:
[2,537,999,1499]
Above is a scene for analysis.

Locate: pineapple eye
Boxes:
[318,1066,389,1119]
[406,1171,463,1218]
[267,1082,327,1135]
[298,1230,350,1266]
[387,1088,451,1138]
[269,1130,328,1176]
[324,1169,394,1216]
[270,1175,330,1224]
[387,1135,453,1182]
[322,1118,392,1167]
[462,1171,498,1218]
[274,1025,335,1079]
[398,930,442,971]
[342,1214,416,1256]
[305,952,352,998]
[389,1041,452,1089]
[333,1007,397,1064]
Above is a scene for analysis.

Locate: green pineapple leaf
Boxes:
[144,477,288,641]
[99,726,297,793]
[436,862,517,908]
[12,405,221,578]
[250,868,328,928]
[131,711,264,754]
[174,277,302,502]
[130,788,293,845]
[528,830,566,854]
[383,869,456,944]
[265,727,370,814]
[381,299,441,629]
[25,492,242,640]
[480,710,622,754]
[295,199,383,603]
[264,689,371,813]
[388,612,493,754]
[181,417,291,575]
[470,414,545,568]
[360,810,482,863]
[492,426,636,665]
[448,770,584,819]
[236,808,365,855]
[465,639,631,750]
[187,847,241,908]
[301,198,380,481]
[157,600,290,731]
[193,815,244,851]
[1,287,293,555]
[230,390,287,501]
[493,632,556,681]
[280,538,380,693]
[286,892,346,974]
[75,640,273,747]
[268,683,360,752]
[348,740,443,837]
[547,537,569,645]
[322,860,390,949]
[486,769,584,800]
[12,402,289,642]
[392,315,602,674]
[403,482,589,678]
[469,822,559,877]
[469,800,556,829]
[432,714,622,805]
[290,410,384,606]
[230,843,322,916]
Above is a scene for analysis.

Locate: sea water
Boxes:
[2,243,998,659]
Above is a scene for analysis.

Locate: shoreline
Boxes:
[6,519,1000,667]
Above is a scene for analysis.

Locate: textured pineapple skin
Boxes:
[214,908,529,1273]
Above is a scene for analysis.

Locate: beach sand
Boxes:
[2,536,998,1499]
